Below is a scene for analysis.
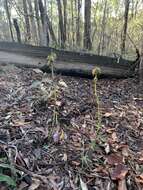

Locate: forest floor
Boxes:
[0,64,143,190]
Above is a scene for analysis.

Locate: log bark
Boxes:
[0,41,135,79]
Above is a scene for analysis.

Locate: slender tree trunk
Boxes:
[38,0,49,46]
[76,0,81,47]
[71,0,75,47]
[139,35,143,87]
[46,14,57,45]
[23,0,31,42]
[84,0,92,50]
[139,54,143,86]
[34,0,42,45]
[27,0,38,44]
[13,18,21,43]
[121,0,130,55]
[56,0,65,48]
[63,0,67,44]
[101,0,107,55]
[4,0,14,41]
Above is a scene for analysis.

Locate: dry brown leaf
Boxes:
[12,120,31,127]
[111,164,128,180]
[72,161,80,166]
[28,179,40,190]
[107,154,124,165]
[104,112,113,117]
[121,146,129,157]
[111,132,118,142]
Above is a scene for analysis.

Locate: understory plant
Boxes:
[47,52,57,79]
[0,158,18,189]
[47,52,59,126]
[92,67,101,135]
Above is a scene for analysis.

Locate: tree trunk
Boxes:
[139,41,143,86]
[46,15,57,45]
[13,19,21,43]
[101,0,107,55]
[38,0,56,46]
[76,0,81,47]
[121,0,130,55]
[34,0,42,45]
[27,0,38,45]
[38,0,49,46]
[56,0,65,48]
[139,55,143,86]
[63,0,67,44]
[4,0,14,41]
[84,0,92,50]
[22,0,31,42]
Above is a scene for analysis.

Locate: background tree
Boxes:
[22,0,31,42]
[4,0,14,41]
[0,0,143,61]
[13,18,21,43]
[56,0,65,48]
[121,0,130,55]
[84,0,92,50]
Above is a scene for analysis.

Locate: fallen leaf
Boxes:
[80,177,88,190]
[107,154,124,165]
[111,164,128,180]
[28,179,40,190]
[12,120,31,127]
[72,161,80,166]
[104,112,113,117]
[18,182,28,190]
[121,146,129,157]
[62,153,68,162]
[33,69,43,74]
[59,80,68,88]
[111,132,118,142]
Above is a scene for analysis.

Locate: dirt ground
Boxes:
[0,64,143,190]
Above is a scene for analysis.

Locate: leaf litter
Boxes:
[0,64,142,189]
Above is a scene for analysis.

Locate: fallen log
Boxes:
[0,51,133,79]
[0,41,135,78]
[0,41,134,66]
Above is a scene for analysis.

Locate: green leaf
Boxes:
[0,163,22,175]
[0,174,16,187]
